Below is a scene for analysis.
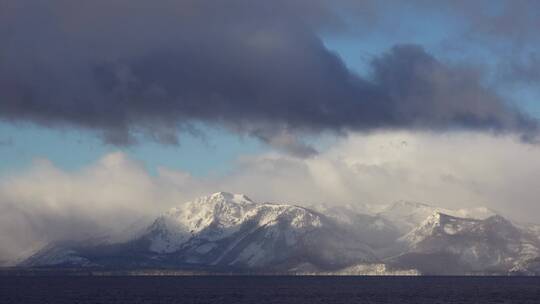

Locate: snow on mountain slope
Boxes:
[18,192,540,275]
[400,212,481,246]
[377,200,496,234]
[146,192,258,253]
[309,204,401,249]
[523,224,540,242]
[23,192,378,271]
[143,192,377,270]
[21,244,94,267]
[391,212,540,274]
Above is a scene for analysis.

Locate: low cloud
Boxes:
[2,131,540,261]
[0,153,187,261]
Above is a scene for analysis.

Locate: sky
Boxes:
[1,0,540,262]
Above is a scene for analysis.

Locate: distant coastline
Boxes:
[2,267,537,277]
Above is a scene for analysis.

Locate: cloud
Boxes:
[1,1,538,155]
[222,131,540,220]
[0,153,186,261]
[2,131,540,262]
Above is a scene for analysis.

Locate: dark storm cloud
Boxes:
[371,45,538,138]
[0,0,538,155]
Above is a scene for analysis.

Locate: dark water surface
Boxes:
[1,276,539,303]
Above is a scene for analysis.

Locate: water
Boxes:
[1,276,539,303]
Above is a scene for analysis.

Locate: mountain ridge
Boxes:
[19,192,540,275]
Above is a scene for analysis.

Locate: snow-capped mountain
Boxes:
[20,192,540,275]
[144,192,377,270]
[389,212,540,274]
[22,192,377,272]
[375,200,496,233]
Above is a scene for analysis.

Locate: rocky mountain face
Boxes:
[20,192,540,275]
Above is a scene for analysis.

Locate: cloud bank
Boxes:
[2,131,540,262]
[1,1,539,155]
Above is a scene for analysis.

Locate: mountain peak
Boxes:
[19,193,540,275]
[424,211,443,223]
[211,191,234,198]
[401,211,480,245]
[137,192,378,269]
[206,191,253,204]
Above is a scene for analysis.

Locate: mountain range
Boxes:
[20,192,540,275]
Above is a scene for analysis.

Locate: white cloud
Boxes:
[2,131,540,262]
[214,131,540,219]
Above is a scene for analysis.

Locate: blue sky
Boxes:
[0,122,263,176]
